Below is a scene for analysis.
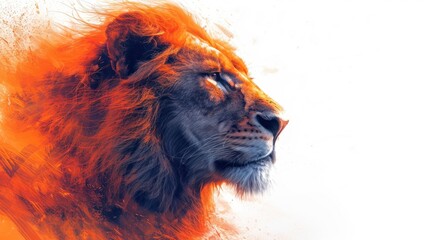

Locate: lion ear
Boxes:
[105,12,167,79]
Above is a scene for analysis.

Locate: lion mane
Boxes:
[0,2,287,239]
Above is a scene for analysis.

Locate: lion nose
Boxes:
[253,112,288,139]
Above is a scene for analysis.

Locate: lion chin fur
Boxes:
[0,2,285,240]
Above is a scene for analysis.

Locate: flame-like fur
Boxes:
[0,2,285,239]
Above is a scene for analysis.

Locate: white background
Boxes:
[214,1,429,239]
[1,0,429,239]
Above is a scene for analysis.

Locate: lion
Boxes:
[0,2,287,239]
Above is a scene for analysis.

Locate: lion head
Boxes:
[96,7,287,208]
[0,2,287,239]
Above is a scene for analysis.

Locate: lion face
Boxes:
[154,39,288,194]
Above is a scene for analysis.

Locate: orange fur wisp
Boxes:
[0,1,286,239]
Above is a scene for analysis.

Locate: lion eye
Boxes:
[203,72,236,92]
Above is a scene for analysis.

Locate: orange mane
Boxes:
[0,2,236,239]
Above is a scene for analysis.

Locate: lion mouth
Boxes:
[214,153,274,171]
